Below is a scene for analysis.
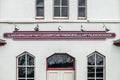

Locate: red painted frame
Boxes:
[0,42,6,46]
[113,42,120,46]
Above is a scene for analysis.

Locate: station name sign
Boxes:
[3,31,116,40]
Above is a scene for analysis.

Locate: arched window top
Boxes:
[17,51,35,66]
[47,53,75,70]
[17,51,35,80]
[87,51,105,80]
[87,51,105,65]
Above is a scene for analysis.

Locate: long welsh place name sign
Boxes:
[3,31,116,40]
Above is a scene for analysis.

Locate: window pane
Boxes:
[96,67,103,72]
[54,7,60,17]
[88,73,95,77]
[18,54,25,65]
[78,7,85,17]
[79,0,85,6]
[62,0,68,6]
[88,79,95,80]
[96,79,103,80]
[19,79,25,80]
[96,73,103,77]
[96,54,103,65]
[88,54,95,65]
[27,79,34,80]
[47,54,74,68]
[36,7,44,16]
[27,55,34,65]
[88,67,95,72]
[54,0,60,6]
[37,0,44,5]
[62,7,68,17]
[18,67,26,78]
[27,67,34,78]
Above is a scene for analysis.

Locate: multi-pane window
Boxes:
[47,53,75,80]
[36,0,44,17]
[87,51,105,80]
[54,0,69,18]
[78,0,86,18]
[47,53,75,70]
[17,51,35,80]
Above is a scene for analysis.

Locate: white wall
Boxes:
[0,0,120,80]
[0,0,120,21]
[87,0,120,20]
[0,0,9,20]
[0,23,120,80]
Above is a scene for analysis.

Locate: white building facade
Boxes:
[0,0,120,80]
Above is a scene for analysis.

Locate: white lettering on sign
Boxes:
[3,31,116,40]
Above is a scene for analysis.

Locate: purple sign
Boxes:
[3,31,116,40]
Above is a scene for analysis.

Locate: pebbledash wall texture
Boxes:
[0,0,120,80]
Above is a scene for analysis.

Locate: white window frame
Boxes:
[87,51,105,80]
[53,0,69,19]
[78,0,87,19]
[16,51,35,80]
[36,0,44,18]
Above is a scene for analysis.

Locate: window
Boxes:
[36,0,44,17]
[54,0,69,18]
[46,53,75,80]
[87,51,105,80]
[47,53,75,70]
[78,0,86,18]
[17,51,35,80]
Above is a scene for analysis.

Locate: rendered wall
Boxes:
[0,0,120,80]
[0,0,120,20]
[0,23,120,80]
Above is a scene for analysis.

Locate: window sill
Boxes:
[78,17,87,20]
[35,17,44,20]
[53,17,69,20]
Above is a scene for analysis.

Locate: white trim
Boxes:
[87,51,105,80]
[36,0,44,18]
[78,0,87,18]
[88,20,120,23]
[53,0,69,18]
[0,19,120,23]
[0,39,6,42]
[16,52,35,80]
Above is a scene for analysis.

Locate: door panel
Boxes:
[63,72,74,80]
[48,72,59,80]
[47,71,74,80]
